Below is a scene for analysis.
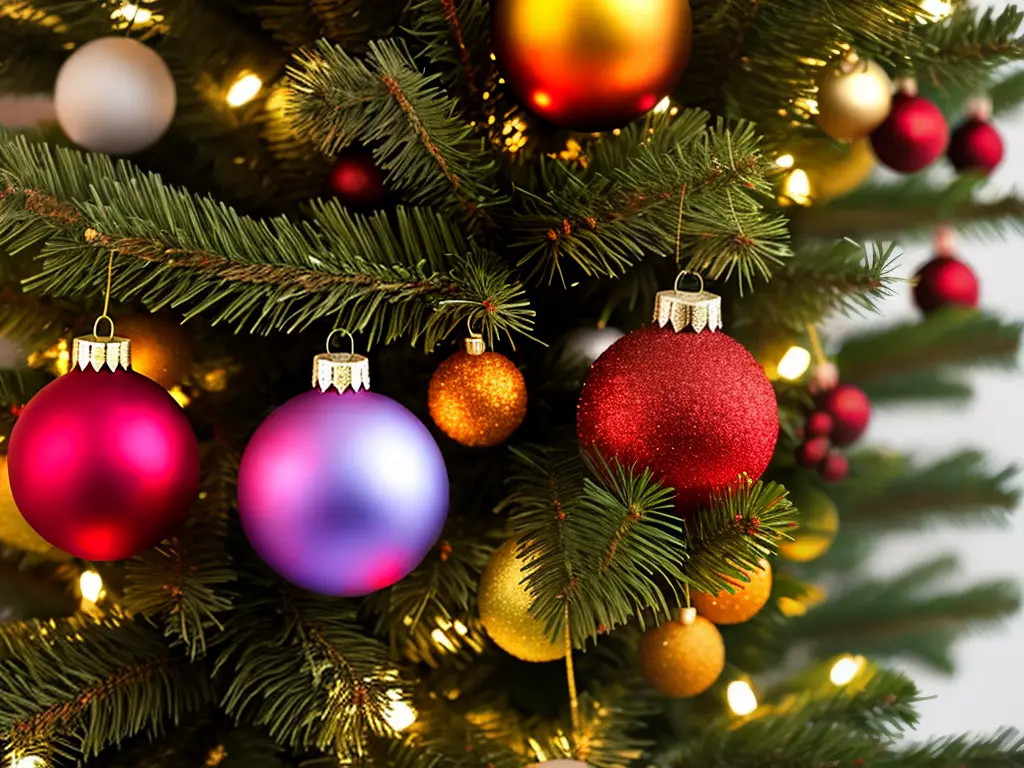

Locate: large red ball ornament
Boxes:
[819,384,871,447]
[491,0,693,130]
[8,336,199,560]
[948,117,1004,175]
[577,287,778,514]
[870,90,948,173]
[329,149,387,207]
[913,254,979,314]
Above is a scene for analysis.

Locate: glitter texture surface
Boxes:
[577,326,778,514]
[428,350,527,447]
[692,559,773,625]
[640,615,725,697]
[478,538,565,662]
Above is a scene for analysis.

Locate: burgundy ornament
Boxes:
[948,117,1003,175]
[796,437,831,468]
[819,450,850,484]
[913,255,979,314]
[819,384,871,447]
[329,149,387,207]
[870,89,948,173]
[805,411,833,438]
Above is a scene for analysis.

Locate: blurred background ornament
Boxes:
[561,325,625,369]
[948,98,1003,175]
[799,138,877,202]
[870,81,948,173]
[329,148,387,207]
[914,252,980,314]
[780,482,839,562]
[114,314,192,390]
[815,53,892,142]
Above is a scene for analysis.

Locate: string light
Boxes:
[781,168,812,206]
[111,4,154,24]
[726,680,758,715]
[168,386,192,408]
[776,346,812,380]
[10,757,45,768]
[918,0,953,21]
[430,627,457,653]
[226,73,263,107]
[79,570,104,602]
[383,690,417,732]
[775,154,795,169]
[830,655,866,686]
[653,96,672,114]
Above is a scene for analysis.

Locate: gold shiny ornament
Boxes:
[491,0,693,130]
[802,138,877,201]
[780,484,839,563]
[692,560,772,625]
[428,338,527,447]
[815,54,893,142]
[114,314,193,389]
[0,456,66,559]
[478,538,565,662]
[640,612,724,697]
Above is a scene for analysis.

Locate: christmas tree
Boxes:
[0,0,1022,765]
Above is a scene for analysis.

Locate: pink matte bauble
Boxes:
[7,369,199,560]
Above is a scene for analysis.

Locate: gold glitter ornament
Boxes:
[640,610,724,697]
[478,538,564,662]
[815,53,893,142]
[692,559,772,625]
[428,336,527,447]
[780,483,839,562]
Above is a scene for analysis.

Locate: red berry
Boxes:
[805,410,833,438]
[819,451,850,483]
[797,436,830,468]
[819,384,871,447]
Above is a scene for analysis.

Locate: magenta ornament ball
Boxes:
[8,369,199,560]
[237,389,450,596]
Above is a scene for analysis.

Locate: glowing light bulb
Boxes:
[775,154,795,169]
[830,655,866,686]
[111,4,153,24]
[79,570,104,602]
[430,628,456,652]
[168,386,191,408]
[782,168,812,206]
[918,0,953,21]
[452,619,469,636]
[653,96,672,114]
[383,690,417,731]
[226,73,263,107]
[727,680,758,715]
[776,346,812,380]
[11,757,46,768]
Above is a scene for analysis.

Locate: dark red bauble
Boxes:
[805,411,833,438]
[329,150,387,207]
[948,117,1003,174]
[796,436,831,468]
[819,384,871,447]
[819,450,850,483]
[870,92,948,173]
[8,369,199,560]
[577,326,778,514]
[913,255,979,314]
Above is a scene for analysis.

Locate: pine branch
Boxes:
[285,38,498,212]
[505,113,790,287]
[912,5,1024,90]
[881,728,1024,768]
[573,688,655,768]
[0,134,533,347]
[838,309,1022,386]
[122,445,238,660]
[852,370,973,404]
[832,449,1019,530]
[218,580,407,760]
[403,0,493,101]
[731,240,899,333]
[0,615,213,762]
[255,0,374,50]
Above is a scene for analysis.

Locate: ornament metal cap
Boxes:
[312,329,370,394]
[654,272,722,333]
[72,316,131,372]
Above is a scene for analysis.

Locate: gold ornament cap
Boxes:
[464,335,486,355]
[312,330,370,394]
[653,272,722,333]
[72,318,130,372]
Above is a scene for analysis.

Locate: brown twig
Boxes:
[381,74,462,193]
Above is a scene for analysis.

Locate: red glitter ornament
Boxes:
[870,87,948,173]
[914,254,979,314]
[796,436,831,468]
[949,117,1003,175]
[8,334,199,560]
[805,411,833,438]
[819,450,850,484]
[577,283,778,514]
[329,149,387,207]
[819,384,871,447]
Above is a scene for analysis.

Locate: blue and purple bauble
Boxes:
[237,350,449,596]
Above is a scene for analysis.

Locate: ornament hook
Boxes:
[673,270,705,294]
[93,314,115,342]
[325,328,357,357]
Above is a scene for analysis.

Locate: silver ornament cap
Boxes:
[72,335,132,373]
[653,272,722,333]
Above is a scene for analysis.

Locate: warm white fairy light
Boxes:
[775,153,795,168]
[11,756,46,768]
[111,4,153,24]
[383,689,417,732]
[782,168,812,206]
[918,0,954,21]
[830,655,866,686]
[777,346,812,380]
[79,570,104,602]
[653,96,672,114]
[727,680,758,715]
[226,73,263,107]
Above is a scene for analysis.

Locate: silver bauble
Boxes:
[561,326,625,368]
[54,37,176,155]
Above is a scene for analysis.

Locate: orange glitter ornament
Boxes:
[428,337,527,447]
[692,559,773,625]
[640,610,724,698]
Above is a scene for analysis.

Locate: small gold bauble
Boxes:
[780,484,839,562]
[802,138,877,202]
[115,314,193,389]
[815,57,893,142]
[0,456,66,558]
[640,614,724,697]
[692,559,772,625]
[478,538,565,662]
[428,349,527,447]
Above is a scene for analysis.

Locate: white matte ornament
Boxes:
[55,37,176,155]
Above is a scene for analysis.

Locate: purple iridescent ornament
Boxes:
[237,342,449,596]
